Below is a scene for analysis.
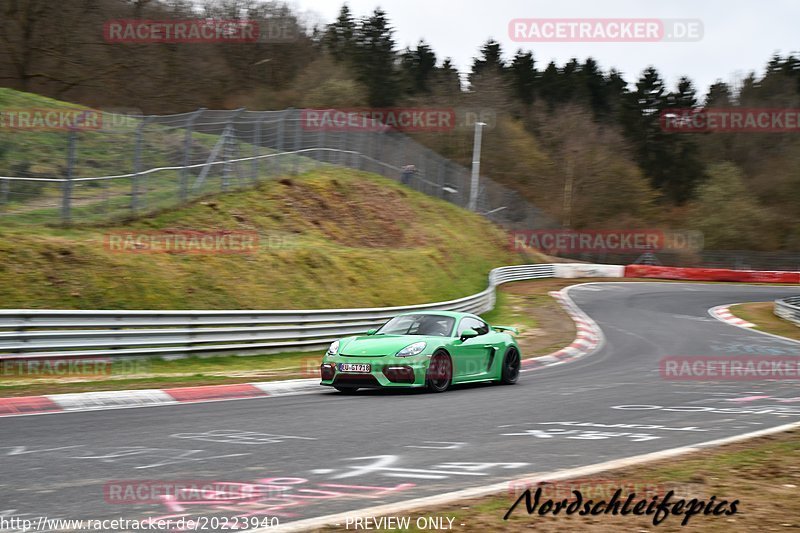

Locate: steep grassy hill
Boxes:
[0,167,525,309]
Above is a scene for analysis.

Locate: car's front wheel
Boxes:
[500,347,520,384]
[426,352,452,393]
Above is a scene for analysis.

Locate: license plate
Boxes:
[338,363,371,373]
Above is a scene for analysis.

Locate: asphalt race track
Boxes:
[2,282,800,531]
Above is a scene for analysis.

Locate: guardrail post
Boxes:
[61,129,77,225]
[180,108,204,202]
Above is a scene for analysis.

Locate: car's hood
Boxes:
[340,335,437,357]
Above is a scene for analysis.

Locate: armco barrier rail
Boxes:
[775,296,800,328]
[2,263,796,361]
[0,264,562,360]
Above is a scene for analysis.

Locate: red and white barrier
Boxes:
[624,265,800,284]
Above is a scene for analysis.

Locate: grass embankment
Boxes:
[0,87,317,224]
[0,167,522,309]
[0,159,550,396]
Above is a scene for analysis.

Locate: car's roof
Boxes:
[395,310,478,320]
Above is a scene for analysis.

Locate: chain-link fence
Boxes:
[0,108,554,229]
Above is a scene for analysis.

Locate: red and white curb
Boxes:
[709,305,755,328]
[521,287,604,371]
[0,379,319,418]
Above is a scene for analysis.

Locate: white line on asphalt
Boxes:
[263,419,800,533]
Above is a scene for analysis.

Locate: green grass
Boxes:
[0,166,522,309]
[481,291,539,331]
[0,88,322,225]
[0,351,321,397]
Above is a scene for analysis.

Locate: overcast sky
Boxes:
[293,0,798,97]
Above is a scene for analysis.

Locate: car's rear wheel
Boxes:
[334,386,359,394]
[426,352,452,393]
[500,347,520,384]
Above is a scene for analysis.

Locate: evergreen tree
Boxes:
[400,40,437,94]
[625,68,706,203]
[509,50,536,105]
[469,39,505,86]
[324,4,357,61]
[354,9,398,107]
[705,81,733,107]
[538,61,560,107]
[430,58,462,97]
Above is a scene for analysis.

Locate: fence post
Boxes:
[292,108,301,175]
[221,108,246,191]
[437,158,444,198]
[61,129,77,224]
[252,112,262,184]
[319,127,326,166]
[275,109,286,178]
[131,116,153,213]
[377,132,386,176]
[0,179,9,207]
[180,108,204,203]
[353,132,363,169]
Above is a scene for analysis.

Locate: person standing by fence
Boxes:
[401,164,416,186]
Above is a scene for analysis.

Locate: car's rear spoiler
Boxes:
[492,325,519,334]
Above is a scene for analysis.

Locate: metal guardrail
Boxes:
[0,264,556,360]
[775,296,800,327]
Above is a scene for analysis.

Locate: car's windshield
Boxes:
[377,314,455,337]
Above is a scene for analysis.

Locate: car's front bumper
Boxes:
[319,355,430,388]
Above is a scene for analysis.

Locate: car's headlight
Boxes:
[396,341,426,357]
[327,340,340,356]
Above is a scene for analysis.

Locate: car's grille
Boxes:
[333,374,381,388]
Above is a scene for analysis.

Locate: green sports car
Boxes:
[319,311,521,393]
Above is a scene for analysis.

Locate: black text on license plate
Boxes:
[339,363,371,373]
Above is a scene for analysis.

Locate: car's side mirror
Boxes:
[460,328,478,340]
[366,328,378,335]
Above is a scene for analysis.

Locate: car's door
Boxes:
[452,317,494,378]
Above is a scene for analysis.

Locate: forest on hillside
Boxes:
[1,1,799,250]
